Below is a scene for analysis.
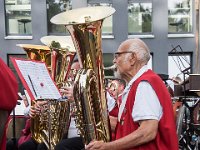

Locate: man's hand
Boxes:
[85,141,109,150]
[60,86,74,102]
[86,120,159,150]
[29,101,47,118]
[22,95,29,107]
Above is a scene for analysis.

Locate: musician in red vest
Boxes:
[86,38,178,150]
[0,58,18,150]
[107,79,125,141]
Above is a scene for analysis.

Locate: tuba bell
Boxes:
[40,35,76,88]
[51,6,115,144]
[17,44,51,71]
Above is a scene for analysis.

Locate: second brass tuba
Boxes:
[51,6,115,144]
[17,37,75,150]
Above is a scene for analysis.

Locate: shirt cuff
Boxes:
[133,115,160,122]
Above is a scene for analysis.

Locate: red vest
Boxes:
[109,95,122,141]
[115,70,178,150]
[0,58,18,111]
[0,58,18,150]
[109,95,122,117]
[109,104,118,117]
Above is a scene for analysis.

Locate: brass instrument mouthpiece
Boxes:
[104,64,117,71]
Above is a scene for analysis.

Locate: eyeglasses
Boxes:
[114,51,133,59]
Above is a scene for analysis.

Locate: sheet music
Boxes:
[15,59,61,100]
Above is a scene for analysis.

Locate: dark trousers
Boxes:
[55,137,84,150]
[18,138,47,150]
[6,138,18,150]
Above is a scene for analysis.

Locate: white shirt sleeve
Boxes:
[106,91,116,112]
[23,105,30,116]
[132,81,163,122]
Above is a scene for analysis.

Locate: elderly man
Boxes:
[86,39,178,150]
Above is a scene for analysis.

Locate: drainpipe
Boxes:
[195,0,200,73]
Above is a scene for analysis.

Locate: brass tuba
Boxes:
[17,37,75,150]
[51,6,115,144]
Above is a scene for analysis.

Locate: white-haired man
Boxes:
[86,39,178,150]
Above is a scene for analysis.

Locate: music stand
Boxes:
[9,101,21,150]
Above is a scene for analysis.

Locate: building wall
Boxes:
[0,0,198,75]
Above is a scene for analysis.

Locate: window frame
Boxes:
[46,0,72,35]
[127,0,153,36]
[4,0,32,37]
[87,0,114,37]
[168,50,193,81]
[168,0,194,36]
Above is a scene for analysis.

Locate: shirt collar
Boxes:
[123,65,148,94]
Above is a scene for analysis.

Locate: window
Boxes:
[168,51,192,81]
[128,2,152,34]
[8,54,26,93]
[168,0,192,33]
[87,1,113,35]
[5,0,32,35]
[103,53,114,77]
[47,0,72,34]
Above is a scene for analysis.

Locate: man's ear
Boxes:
[129,52,136,66]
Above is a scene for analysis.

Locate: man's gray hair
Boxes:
[125,38,151,64]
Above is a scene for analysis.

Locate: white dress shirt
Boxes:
[118,65,163,122]
[68,117,79,138]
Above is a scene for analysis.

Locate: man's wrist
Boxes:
[105,142,113,149]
